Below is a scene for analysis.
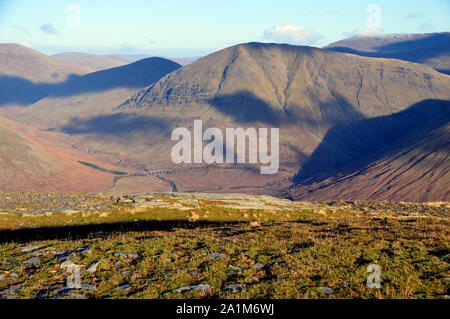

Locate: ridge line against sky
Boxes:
[0,0,449,58]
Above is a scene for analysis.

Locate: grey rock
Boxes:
[252,263,265,270]
[86,261,100,274]
[207,253,229,258]
[60,209,80,214]
[164,258,174,263]
[319,287,335,294]
[188,271,199,275]
[228,265,243,271]
[57,256,79,264]
[19,245,40,253]
[67,293,89,299]
[53,284,97,294]
[54,251,72,258]
[223,284,248,292]
[32,252,45,257]
[23,257,40,265]
[173,284,213,293]
[121,270,133,275]
[60,260,81,269]
[0,286,23,295]
[116,284,132,291]
[114,252,139,258]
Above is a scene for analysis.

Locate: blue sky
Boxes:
[0,0,449,57]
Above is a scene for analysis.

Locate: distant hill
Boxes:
[53,52,140,70]
[0,44,94,106]
[22,57,181,128]
[53,52,196,71]
[326,32,450,74]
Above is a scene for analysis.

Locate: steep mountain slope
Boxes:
[290,103,450,202]
[0,115,123,192]
[0,44,94,106]
[326,32,450,74]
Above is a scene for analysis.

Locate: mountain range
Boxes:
[53,52,196,70]
[0,32,448,201]
[326,32,450,74]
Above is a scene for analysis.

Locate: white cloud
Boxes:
[40,23,59,35]
[263,24,322,45]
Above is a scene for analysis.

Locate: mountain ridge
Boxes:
[326,32,450,74]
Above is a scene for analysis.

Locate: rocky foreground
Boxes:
[1,192,448,216]
[0,192,448,299]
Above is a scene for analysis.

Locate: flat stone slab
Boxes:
[86,261,100,273]
[228,265,243,271]
[318,287,335,294]
[206,253,229,258]
[114,252,139,258]
[23,258,40,265]
[119,192,309,211]
[19,246,40,253]
[116,284,132,291]
[173,284,213,294]
[252,263,265,270]
[53,284,97,294]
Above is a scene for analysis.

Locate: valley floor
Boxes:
[0,192,448,299]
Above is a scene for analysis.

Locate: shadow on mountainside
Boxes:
[327,33,450,74]
[206,91,288,125]
[373,33,450,53]
[207,90,365,127]
[0,57,181,106]
[61,112,172,136]
[294,99,450,185]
